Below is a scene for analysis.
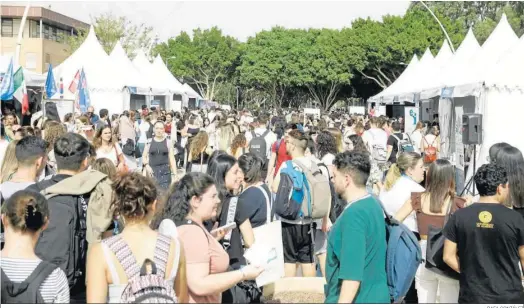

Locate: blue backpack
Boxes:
[273,161,309,220]
[375,197,422,303]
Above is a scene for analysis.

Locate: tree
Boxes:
[153,27,241,101]
[64,13,154,58]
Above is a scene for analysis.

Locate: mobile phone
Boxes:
[211,222,237,234]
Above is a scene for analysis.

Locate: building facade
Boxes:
[1,5,89,74]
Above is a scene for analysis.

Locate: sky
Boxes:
[5,1,411,42]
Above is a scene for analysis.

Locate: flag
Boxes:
[45,64,57,98]
[0,58,15,100]
[13,67,29,114]
[59,77,64,99]
[78,68,91,113]
[68,69,80,93]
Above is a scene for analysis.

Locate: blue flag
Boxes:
[0,58,15,100]
[78,68,91,113]
[45,63,57,98]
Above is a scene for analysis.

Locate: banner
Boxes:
[404,107,418,134]
[349,106,365,115]
[454,106,465,170]
[244,221,285,287]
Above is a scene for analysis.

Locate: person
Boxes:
[161,173,263,303]
[271,129,318,278]
[186,131,211,173]
[207,153,250,270]
[421,126,440,157]
[266,123,294,186]
[4,112,17,142]
[411,122,426,155]
[136,114,152,161]
[386,121,405,164]
[492,145,524,210]
[86,173,188,303]
[379,152,425,303]
[230,134,248,159]
[443,163,524,303]
[0,190,70,303]
[0,124,9,166]
[0,140,19,183]
[0,136,48,201]
[394,159,464,303]
[42,121,66,178]
[317,131,338,174]
[91,158,118,182]
[324,151,389,303]
[94,109,110,130]
[347,134,367,153]
[26,133,110,303]
[362,117,388,185]
[327,128,344,153]
[245,113,277,163]
[86,106,100,126]
[92,125,126,172]
[142,121,177,190]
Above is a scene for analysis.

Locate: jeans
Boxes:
[416,240,459,303]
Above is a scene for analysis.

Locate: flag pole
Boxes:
[14,2,31,68]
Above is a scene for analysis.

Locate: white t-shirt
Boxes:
[410,130,423,152]
[379,176,425,233]
[137,122,151,143]
[321,153,336,166]
[362,128,387,153]
[96,144,123,167]
[245,127,277,159]
[0,181,35,201]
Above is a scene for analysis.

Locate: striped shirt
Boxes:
[1,258,70,303]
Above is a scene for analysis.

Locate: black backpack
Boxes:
[1,261,58,303]
[249,130,269,161]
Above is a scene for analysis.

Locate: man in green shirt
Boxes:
[325,151,390,303]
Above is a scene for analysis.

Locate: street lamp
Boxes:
[418,0,456,53]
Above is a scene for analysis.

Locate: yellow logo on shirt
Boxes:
[477,211,494,228]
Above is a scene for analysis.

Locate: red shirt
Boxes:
[271,139,292,177]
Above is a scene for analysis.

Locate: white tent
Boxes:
[132,50,169,96]
[0,55,46,88]
[183,83,202,99]
[420,28,481,100]
[368,54,419,103]
[393,48,435,103]
[109,42,150,95]
[51,25,127,115]
[151,55,185,95]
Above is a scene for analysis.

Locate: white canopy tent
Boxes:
[51,25,127,115]
[183,83,202,99]
[109,42,150,95]
[393,48,435,103]
[151,55,187,110]
[132,50,169,96]
[368,54,419,104]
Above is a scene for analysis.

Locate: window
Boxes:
[29,20,40,38]
[1,19,13,37]
[43,24,50,40]
[44,53,51,69]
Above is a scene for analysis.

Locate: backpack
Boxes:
[249,130,269,160]
[423,136,437,164]
[317,162,345,223]
[103,234,178,303]
[375,197,422,303]
[122,139,136,156]
[369,130,387,164]
[146,123,154,139]
[1,261,58,304]
[274,160,330,220]
[391,134,415,158]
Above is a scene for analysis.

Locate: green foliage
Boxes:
[152,27,241,101]
[64,13,154,58]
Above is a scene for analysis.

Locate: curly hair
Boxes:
[112,172,157,220]
[474,163,508,197]
[333,151,371,187]
[316,131,338,159]
[348,135,368,153]
[231,133,247,157]
[152,172,216,228]
[92,124,116,150]
[189,131,209,161]
[43,121,66,151]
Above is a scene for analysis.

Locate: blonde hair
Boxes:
[383,152,422,191]
[218,124,235,152]
[189,131,209,161]
[1,141,19,183]
[327,127,343,153]
[91,158,117,181]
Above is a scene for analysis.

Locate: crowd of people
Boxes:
[1,104,524,304]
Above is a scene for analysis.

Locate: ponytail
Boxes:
[384,163,402,191]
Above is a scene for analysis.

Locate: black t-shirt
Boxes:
[387,133,404,163]
[443,203,524,303]
[237,184,271,228]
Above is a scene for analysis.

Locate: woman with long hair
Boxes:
[411,122,426,155]
[488,142,511,163]
[142,121,177,190]
[317,131,338,169]
[1,140,19,183]
[153,173,262,303]
[42,121,66,178]
[92,125,126,173]
[91,158,118,182]
[421,126,441,157]
[394,159,464,303]
[217,123,236,152]
[1,190,70,303]
[347,134,368,153]
[379,152,426,303]
[186,131,210,173]
[326,127,343,153]
[86,173,188,303]
[229,134,248,159]
[493,145,524,210]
